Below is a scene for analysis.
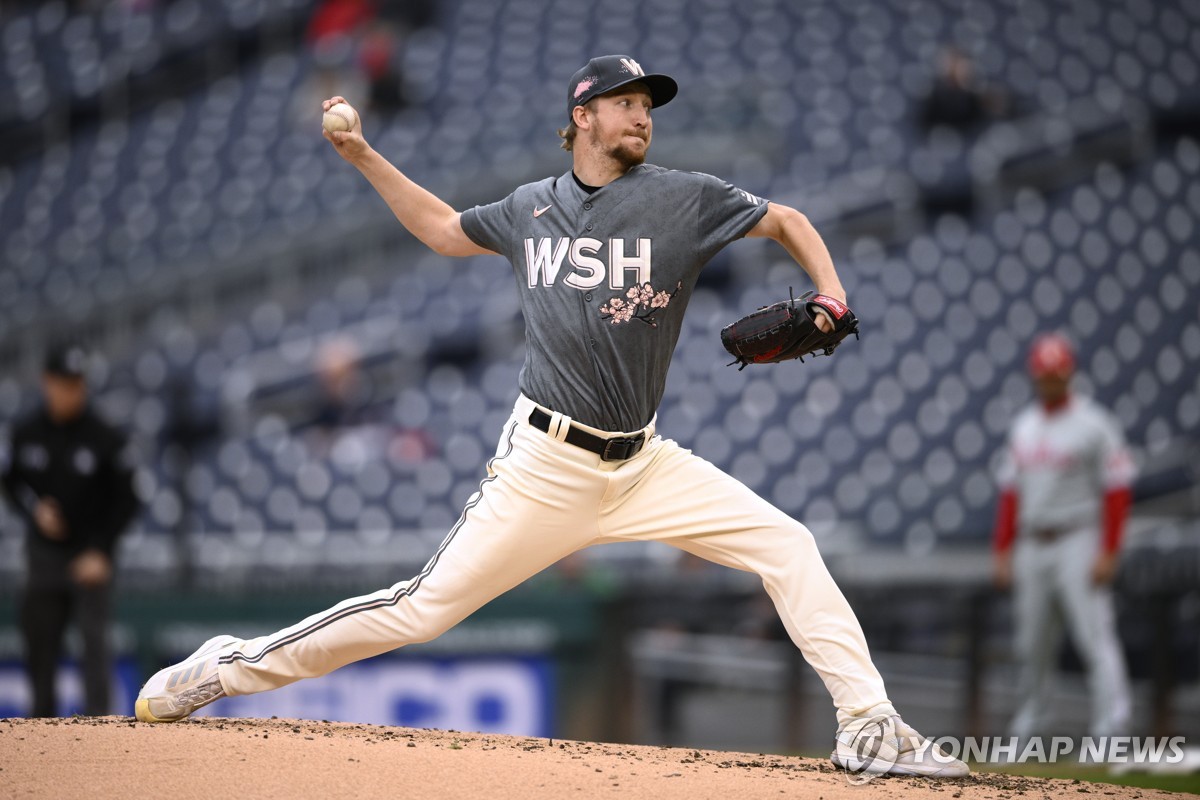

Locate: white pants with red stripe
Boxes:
[217,394,890,725]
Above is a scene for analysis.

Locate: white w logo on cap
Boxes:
[619,58,645,76]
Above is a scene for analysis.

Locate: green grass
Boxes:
[797,749,1199,794]
[974,761,1200,795]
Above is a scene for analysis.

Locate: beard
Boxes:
[608,136,647,170]
[591,119,649,170]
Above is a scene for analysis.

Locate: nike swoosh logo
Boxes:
[533,204,553,218]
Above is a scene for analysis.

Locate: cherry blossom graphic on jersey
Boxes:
[599,281,682,327]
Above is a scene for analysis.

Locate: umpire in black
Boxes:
[1,344,139,716]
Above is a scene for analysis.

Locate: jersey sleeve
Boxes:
[0,426,18,509]
[694,173,769,260]
[1097,411,1135,489]
[459,192,517,258]
[0,423,37,526]
[995,433,1018,490]
[991,428,1020,551]
[993,489,1018,553]
[90,430,140,555]
[1094,408,1134,554]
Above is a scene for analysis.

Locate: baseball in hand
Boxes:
[322,102,358,133]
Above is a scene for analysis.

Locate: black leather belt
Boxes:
[528,408,646,461]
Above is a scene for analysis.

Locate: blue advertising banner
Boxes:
[0,655,553,738]
[0,659,141,718]
[192,655,554,737]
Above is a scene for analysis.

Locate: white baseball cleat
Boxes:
[135,635,241,723]
[831,711,970,778]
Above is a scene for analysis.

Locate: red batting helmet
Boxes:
[1027,333,1075,378]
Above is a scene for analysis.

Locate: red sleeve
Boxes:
[993,489,1018,554]
[1102,487,1132,554]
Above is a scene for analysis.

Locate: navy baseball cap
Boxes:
[43,343,90,378]
[567,55,678,118]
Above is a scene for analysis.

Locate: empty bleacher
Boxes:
[0,0,1197,584]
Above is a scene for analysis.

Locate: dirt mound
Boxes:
[0,717,1171,799]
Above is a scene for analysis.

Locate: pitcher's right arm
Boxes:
[322,96,493,258]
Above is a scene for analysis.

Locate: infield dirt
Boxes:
[0,716,1176,799]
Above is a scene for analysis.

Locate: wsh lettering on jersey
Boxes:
[523,237,651,290]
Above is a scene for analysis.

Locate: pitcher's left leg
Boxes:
[601,439,967,777]
[601,438,886,722]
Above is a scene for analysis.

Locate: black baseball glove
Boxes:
[720,290,859,369]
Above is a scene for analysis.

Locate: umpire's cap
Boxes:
[567,55,677,118]
[43,342,90,379]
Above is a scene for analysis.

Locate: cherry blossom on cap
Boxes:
[1027,333,1075,378]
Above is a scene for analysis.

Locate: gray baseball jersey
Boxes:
[460,164,768,432]
[997,395,1134,533]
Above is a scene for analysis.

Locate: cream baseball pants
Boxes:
[218,395,890,725]
[1009,527,1132,737]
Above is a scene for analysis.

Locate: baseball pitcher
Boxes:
[994,333,1134,737]
[136,55,967,778]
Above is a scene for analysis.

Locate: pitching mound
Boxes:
[0,717,1173,799]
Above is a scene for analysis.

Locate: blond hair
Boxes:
[556,119,578,151]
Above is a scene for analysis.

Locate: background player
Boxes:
[993,333,1134,738]
[1,344,139,716]
[136,55,967,778]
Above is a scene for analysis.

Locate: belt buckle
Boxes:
[601,434,644,462]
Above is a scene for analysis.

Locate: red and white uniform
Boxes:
[994,394,1134,737]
